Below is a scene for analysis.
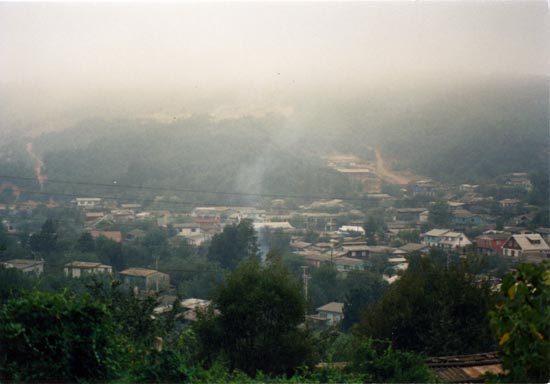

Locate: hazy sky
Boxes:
[1,1,549,94]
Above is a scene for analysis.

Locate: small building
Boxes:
[337,225,366,235]
[421,229,452,247]
[75,197,102,209]
[301,251,333,268]
[110,209,135,223]
[126,229,146,241]
[421,229,471,250]
[393,243,431,256]
[88,230,122,243]
[316,302,344,327]
[502,173,532,191]
[64,261,112,278]
[475,232,510,256]
[499,198,521,210]
[439,232,472,250]
[290,240,312,251]
[174,222,202,236]
[393,208,428,223]
[501,234,550,259]
[1,259,44,276]
[459,184,479,193]
[85,212,105,222]
[120,268,170,292]
[194,219,222,235]
[333,257,366,272]
[334,243,370,259]
[412,180,436,197]
[452,209,484,228]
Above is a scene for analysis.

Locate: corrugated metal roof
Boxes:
[427,352,503,383]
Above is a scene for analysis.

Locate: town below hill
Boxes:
[1,161,549,382]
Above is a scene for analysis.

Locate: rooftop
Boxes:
[427,352,503,383]
[120,268,162,277]
[65,261,109,269]
[424,229,450,237]
[398,243,430,253]
[509,234,550,251]
[2,259,44,269]
[317,302,344,314]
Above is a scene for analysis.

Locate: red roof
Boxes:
[88,230,122,243]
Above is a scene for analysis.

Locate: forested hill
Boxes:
[374,76,549,182]
[31,115,353,205]
[287,75,549,183]
[1,75,548,200]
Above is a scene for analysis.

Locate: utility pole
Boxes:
[301,266,309,315]
[155,253,160,292]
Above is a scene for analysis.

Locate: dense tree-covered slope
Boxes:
[2,75,547,200]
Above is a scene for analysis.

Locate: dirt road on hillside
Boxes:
[26,142,47,191]
[373,147,415,185]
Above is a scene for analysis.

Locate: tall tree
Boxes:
[358,255,497,356]
[29,219,58,254]
[342,270,387,331]
[207,219,259,270]
[428,201,451,227]
[194,260,314,376]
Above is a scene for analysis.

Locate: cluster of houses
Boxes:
[1,169,549,333]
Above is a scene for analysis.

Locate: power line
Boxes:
[0,173,366,202]
[2,187,203,208]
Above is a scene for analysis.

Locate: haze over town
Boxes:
[0,2,549,383]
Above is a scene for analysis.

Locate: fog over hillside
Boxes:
[0,1,548,190]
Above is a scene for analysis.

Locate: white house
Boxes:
[1,259,44,276]
[75,198,102,209]
[501,234,550,259]
[439,231,472,250]
[64,261,112,278]
[316,302,345,326]
[421,229,471,249]
[338,225,366,235]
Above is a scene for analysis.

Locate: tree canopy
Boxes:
[207,219,259,270]
[194,260,314,376]
[489,261,550,383]
[358,254,497,356]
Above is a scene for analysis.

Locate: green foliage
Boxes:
[529,170,549,207]
[260,228,291,253]
[76,231,95,252]
[379,77,549,182]
[399,229,421,244]
[309,263,340,309]
[0,266,34,305]
[364,216,384,245]
[428,201,452,227]
[35,115,351,205]
[194,260,315,376]
[95,236,125,271]
[341,270,387,331]
[349,338,434,383]
[29,218,58,254]
[208,219,259,270]
[489,262,550,383]
[0,290,120,382]
[359,254,497,356]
